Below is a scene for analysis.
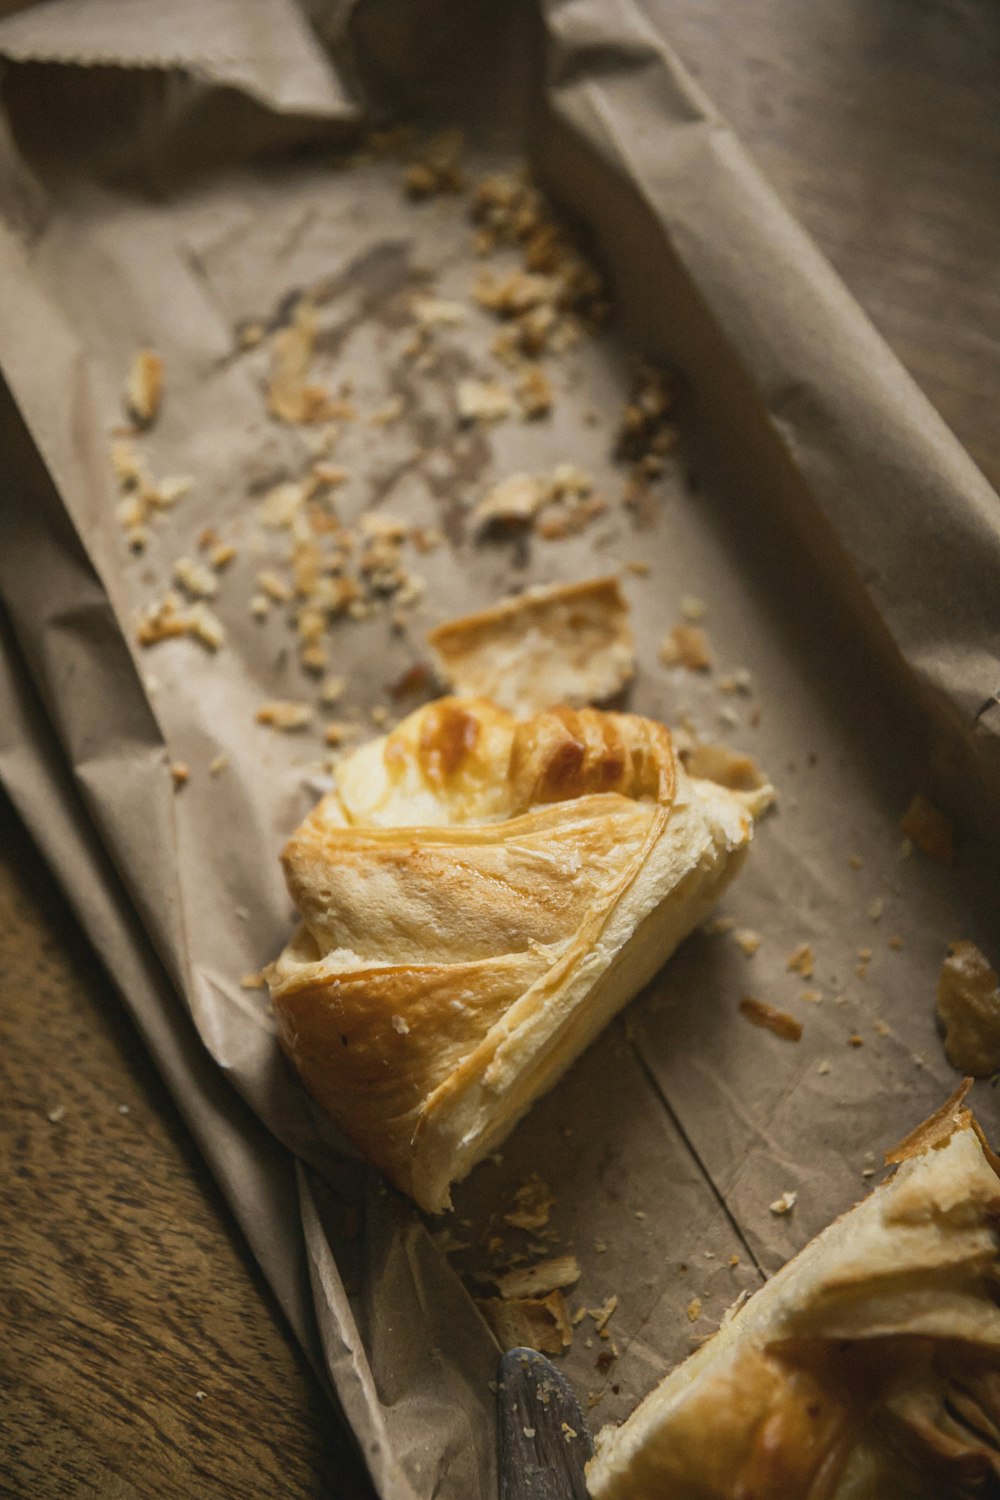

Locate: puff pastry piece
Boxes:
[587,1082,1000,1500]
[268,697,769,1212]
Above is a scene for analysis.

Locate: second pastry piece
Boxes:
[269,698,770,1211]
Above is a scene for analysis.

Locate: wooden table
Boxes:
[3,4,998,1495]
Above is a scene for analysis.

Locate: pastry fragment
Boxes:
[427,577,635,715]
[937,940,1000,1076]
[268,697,770,1211]
[587,1082,1000,1500]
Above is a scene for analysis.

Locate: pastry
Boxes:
[267,696,770,1212]
[587,1081,1000,1500]
[426,576,635,713]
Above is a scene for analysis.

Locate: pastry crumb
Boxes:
[456,378,513,424]
[733,927,762,957]
[208,754,230,776]
[255,700,313,732]
[769,1191,797,1216]
[124,348,163,428]
[504,1174,555,1231]
[786,944,815,979]
[937,940,1000,1076]
[173,556,218,599]
[477,1290,571,1354]
[590,1294,618,1333]
[497,1256,581,1300]
[169,761,189,787]
[686,1297,702,1323]
[137,594,225,651]
[660,624,711,671]
[739,997,802,1042]
[900,794,954,864]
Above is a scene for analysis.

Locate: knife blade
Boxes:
[498,1347,593,1500]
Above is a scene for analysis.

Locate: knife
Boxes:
[498,1347,593,1500]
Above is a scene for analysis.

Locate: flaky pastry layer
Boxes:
[269,698,768,1211]
[587,1083,1000,1500]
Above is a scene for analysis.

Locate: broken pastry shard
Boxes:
[427,577,634,715]
[587,1083,1000,1500]
[268,698,770,1213]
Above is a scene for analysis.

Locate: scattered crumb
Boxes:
[457,378,513,424]
[256,571,292,603]
[477,1290,571,1354]
[173,556,218,600]
[900,794,954,864]
[626,560,650,576]
[169,761,189,787]
[817,1059,831,1075]
[867,898,884,922]
[686,1297,702,1323]
[704,915,735,936]
[937,940,1000,1076]
[410,295,467,326]
[209,752,230,777]
[255,700,313,732]
[733,928,762,957]
[660,624,711,671]
[124,349,163,428]
[875,1020,892,1037]
[680,595,707,621]
[503,1174,555,1231]
[786,944,815,979]
[390,1015,410,1036]
[799,989,823,1004]
[590,1295,618,1333]
[403,129,464,200]
[683,742,767,793]
[516,364,553,419]
[370,395,404,427]
[496,1256,582,1301]
[769,1191,797,1216]
[848,1033,864,1047]
[473,472,550,531]
[715,669,752,695]
[324,721,360,748]
[888,935,904,951]
[267,297,351,425]
[137,594,225,651]
[46,1105,66,1124]
[739,997,803,1042]
[728,1254,740,1268]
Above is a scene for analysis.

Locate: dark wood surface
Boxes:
[2,5,999,1498]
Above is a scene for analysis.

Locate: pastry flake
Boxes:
[587,1089,1000,1500]
[427,577,635,715]
[268,697,768,1211]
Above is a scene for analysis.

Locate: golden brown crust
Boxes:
[587,1105,1000,1500]
[426,577,635,714]
[270,696,764,1210]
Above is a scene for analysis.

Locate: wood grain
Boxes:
[2,4,998,1498]
[0,795,369,1499]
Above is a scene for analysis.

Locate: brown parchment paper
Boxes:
[1,2,999,1498]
